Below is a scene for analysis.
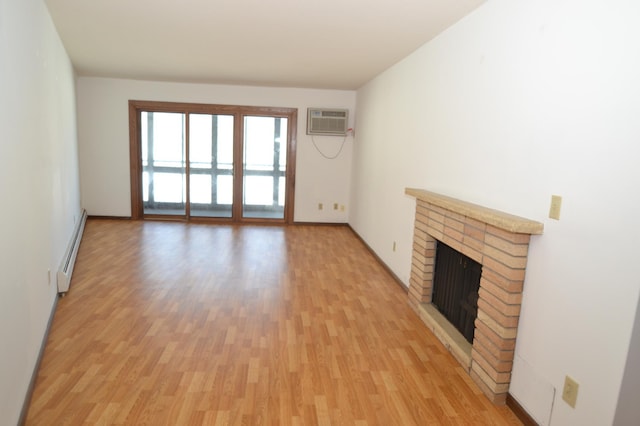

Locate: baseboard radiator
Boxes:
[57,209,87,295]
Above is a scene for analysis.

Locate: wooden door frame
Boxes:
[128,100,297,223]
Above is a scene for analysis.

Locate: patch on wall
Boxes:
[510,355,556,425]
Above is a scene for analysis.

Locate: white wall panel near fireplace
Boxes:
[509,355,555,425]
[351,0,640,425]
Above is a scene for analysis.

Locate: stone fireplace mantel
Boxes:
[405,188,543,404]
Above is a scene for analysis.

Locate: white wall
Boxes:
[76,78,355,222]
[0,0,81,424]
[351,1,640,425]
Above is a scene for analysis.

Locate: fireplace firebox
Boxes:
[432,241,482,344]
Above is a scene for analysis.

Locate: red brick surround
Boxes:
[406,188,543,404]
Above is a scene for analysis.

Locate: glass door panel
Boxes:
[142,111,186,216]
[189,114,234,218]
[242,116,287,219]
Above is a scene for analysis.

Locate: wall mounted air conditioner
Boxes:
[307,108,349,136]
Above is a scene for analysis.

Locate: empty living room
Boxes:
[2,0,640,425]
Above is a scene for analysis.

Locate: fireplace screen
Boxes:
[432,241,482,343]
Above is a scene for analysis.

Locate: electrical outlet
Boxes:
[549,195,562,220]
[340,205,345,212]
[562,375,579,408]
[392,241,397,252]
[47,270,51,286]
[333,203,338,210]
[318,203,323,210]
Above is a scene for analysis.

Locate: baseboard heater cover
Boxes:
[57,209,87,294]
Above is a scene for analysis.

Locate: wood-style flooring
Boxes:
[26,220,522,425]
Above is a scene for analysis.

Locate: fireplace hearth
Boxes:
[405,188,543,404]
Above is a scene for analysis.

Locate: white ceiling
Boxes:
[44,0,484,90]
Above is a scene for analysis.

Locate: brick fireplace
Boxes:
[405,188,543,404]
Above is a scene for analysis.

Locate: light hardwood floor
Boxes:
[26,220,522,425]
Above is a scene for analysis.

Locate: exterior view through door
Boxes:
[128,101,297,223]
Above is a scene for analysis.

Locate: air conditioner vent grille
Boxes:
[307,108,348,136]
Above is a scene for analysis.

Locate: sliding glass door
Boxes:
[243,116,287,219]
[141,111,186,216]
[130,101,297,223]
[189,113,234,218]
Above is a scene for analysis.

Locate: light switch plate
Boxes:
[549,195,562,220]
